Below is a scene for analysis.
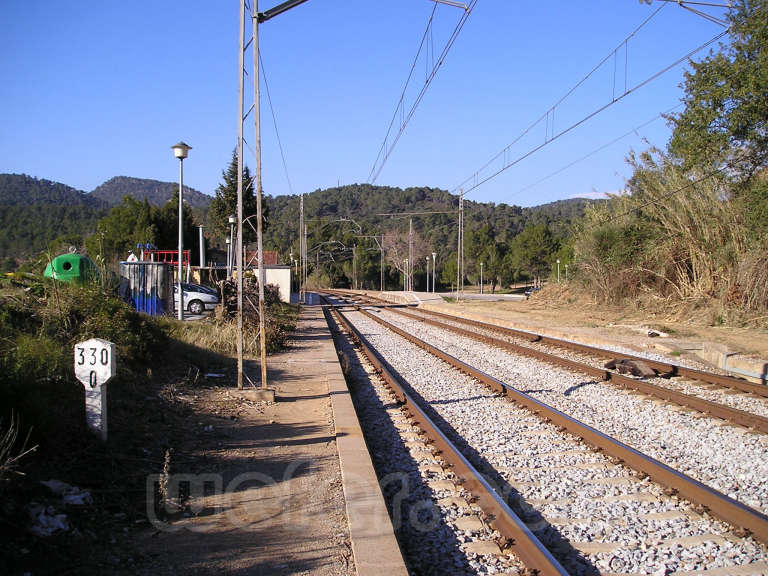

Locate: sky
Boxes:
[0,0,731,208]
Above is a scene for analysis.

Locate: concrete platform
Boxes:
[288,300,408,575]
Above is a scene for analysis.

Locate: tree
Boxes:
[479,242,505,293]
[440,255,458,290]
[207,150,266,245]
[86,196,155,263]
[153,190,200,265]
[668,0,768,179]
[505,224,557,285]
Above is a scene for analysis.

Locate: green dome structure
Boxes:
[44,253,99,284]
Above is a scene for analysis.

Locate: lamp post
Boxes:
[557,258,561,283]
[480,262,484,295]
[171,142,191,321]
[198,225,205,269]
[380,236,384,292]
[432,252,436,293]
[228,215,236,278]
[225,237,232,278]
[565,264,568,282]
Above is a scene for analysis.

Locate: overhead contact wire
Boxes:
[453,3,667,194]
[369,0,479,185]
[456,27,727,198]
[368,2,438,184]
[259,52,295,196]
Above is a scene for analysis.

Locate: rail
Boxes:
[380,305,768,434]
[337,299,768,546]
[321,298,569,576]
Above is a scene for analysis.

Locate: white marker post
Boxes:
[74,338,116,441]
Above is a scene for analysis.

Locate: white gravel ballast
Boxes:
[343,308,768,576]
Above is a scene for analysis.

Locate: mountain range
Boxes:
[0,173,597,268]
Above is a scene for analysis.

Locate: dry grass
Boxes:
[572,150,767,321]
[0,413,37,482]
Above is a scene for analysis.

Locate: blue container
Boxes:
[119,262,172,316]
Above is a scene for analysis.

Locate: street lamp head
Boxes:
[171,142,192,160]
[228,215,236,225]
[432,252,436,259]
[557,259,561,264]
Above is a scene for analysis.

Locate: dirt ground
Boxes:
[445,284,768,361]
[131,374,354,576]
[2,330,354,576]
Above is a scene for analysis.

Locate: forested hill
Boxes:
[263,184,596,252]
[0,174,108,266]
[0,173,105,207]
[0,174,596,270]
[90,176,212,208]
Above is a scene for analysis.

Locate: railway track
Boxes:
[321,293,768,575]
[330,291,768,432]
[345,290,767,396]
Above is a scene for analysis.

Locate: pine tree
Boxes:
[207,150,268,245]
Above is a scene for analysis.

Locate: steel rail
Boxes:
[374,305,768,434]
[321,300,569,576]
[415,303,767,397]
[346,302,768,546]
[337,290,767,397]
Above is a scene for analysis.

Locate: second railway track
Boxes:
[322,293,768,575]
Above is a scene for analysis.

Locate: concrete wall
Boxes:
[190,266,293,304]
[252,266,292,303]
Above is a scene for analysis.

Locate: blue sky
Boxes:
[0,1,730,208]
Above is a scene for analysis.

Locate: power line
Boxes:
[368,0,479,184]
[454,27,728,198]
[655,0,731,6]
[368,1,437,186]
[259,52,294,196]
[510,104,683,199]
[453,3,668,195]
[377,210,456,217]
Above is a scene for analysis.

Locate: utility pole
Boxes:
[460,195,465,297]
[456,192,464,301]
[237,0,312,390]
[408,218,413,292]
[432,252,436,293]
[252,2,268,392]
[380,236,384,292]
[236,0,246,389]
[299,193,304,303]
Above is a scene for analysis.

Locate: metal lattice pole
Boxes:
[236,0,246,389]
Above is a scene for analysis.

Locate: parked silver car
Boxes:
[173,283,220,314]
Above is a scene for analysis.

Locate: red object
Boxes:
[146,250,190,266]
[245,250,279,266]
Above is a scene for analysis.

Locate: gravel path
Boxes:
[339,306,768,575]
